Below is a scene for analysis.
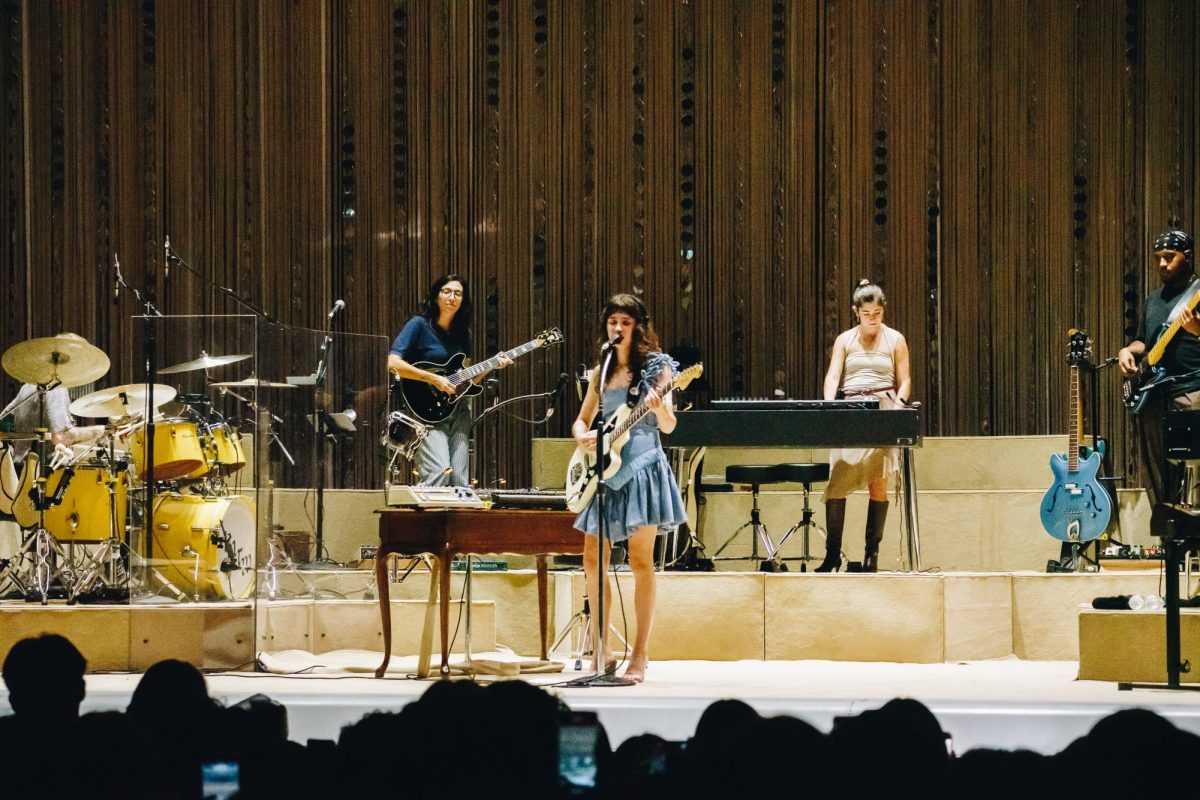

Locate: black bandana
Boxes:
[1154,230,1193,255]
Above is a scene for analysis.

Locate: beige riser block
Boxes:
[267,489,386,564]
[0,607,132,671]
[701,489,1151,574]
[555,572,767,661]
[1012,574,1165,660]
[943,574,1014,661]
[766,574,945,662]
[128,607,255,670]
[257,599,496,655]
[1078,609,1200,684]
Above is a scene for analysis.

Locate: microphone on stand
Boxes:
[327,299,346,320]
[545,373,569,419]
[164,236,170,279]
[113,253,121,300]
[600,333,622,353]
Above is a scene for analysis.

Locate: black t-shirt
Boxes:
[1137,281,1200,397]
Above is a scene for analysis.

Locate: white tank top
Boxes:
[841,325,898,396]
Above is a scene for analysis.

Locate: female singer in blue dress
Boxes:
[387,275,509,486]
[571,293,686,683]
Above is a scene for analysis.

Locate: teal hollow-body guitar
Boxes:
[1040,329,1112,543]
[395,328,563,425]
[565,363,703,513]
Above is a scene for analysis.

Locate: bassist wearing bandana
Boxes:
[1119,230,1200,505]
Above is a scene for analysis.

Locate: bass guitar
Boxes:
[1123,278,1200,413]
[565,363,702,513]
[395,328,563,425]
[1040,330,1111,543]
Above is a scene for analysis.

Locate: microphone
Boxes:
[113,253,121,300]
[546,372,569,419]
[600,333,622,352]
[164,236,170,279]
[327,299,346,320]
[550,372,569,402]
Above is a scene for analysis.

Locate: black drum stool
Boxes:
[773,463,831,572]
[713,465,786,572]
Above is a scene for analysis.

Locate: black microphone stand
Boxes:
[571,343,633,687]
[115,255,165,573]
[304,317,340,568]
[469,376,566,491]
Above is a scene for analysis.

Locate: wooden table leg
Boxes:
[439,545,452,677]
[374,549,393,678]
[417,556,438,679]
[537,554,549,660]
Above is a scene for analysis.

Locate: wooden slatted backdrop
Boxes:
[1,0,1197,491]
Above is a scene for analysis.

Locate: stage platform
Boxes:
[55,658,1200,756]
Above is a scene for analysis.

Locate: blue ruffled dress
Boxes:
[573,353,687,543]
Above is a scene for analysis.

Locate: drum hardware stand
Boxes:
[551,594,630,671]
[66,461,130,603]
[773,492,827,572]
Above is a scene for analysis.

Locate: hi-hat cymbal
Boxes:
[0,430,42,441]
[70,384,178,419]
[159,352,251,375]
[209,377,297,389]
[2,336,110,388]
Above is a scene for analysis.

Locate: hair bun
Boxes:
[857,278,871,287]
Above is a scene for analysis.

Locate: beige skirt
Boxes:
[823,390,900,501]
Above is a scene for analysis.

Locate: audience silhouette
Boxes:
[3,633,1199,799]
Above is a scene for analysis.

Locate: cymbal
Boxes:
[159,352,251,375]
[0,430,42,441]
[70,384,178,419]
[2,336,110,388]
[209,378,297,389]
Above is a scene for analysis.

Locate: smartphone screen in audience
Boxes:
[201,761,239,800]
[558,710,601,792]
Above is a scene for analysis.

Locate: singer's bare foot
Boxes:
[623,657,649,684]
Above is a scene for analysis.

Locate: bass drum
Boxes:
[149,494,256,600]
[43,464,128,541]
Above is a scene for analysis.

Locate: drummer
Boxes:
[0,334,106,464]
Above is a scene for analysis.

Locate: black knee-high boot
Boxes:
[816,498,845,572]
[864,499,889,572]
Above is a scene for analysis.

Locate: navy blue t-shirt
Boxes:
[390,315,467,365]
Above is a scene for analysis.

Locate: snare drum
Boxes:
[130,420,206,482]
[381,411,430,459]
[43,464,128,541]
[149,494,256,600]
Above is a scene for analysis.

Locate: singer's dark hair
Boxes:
[599,292,661,387]
[421,274,472,350]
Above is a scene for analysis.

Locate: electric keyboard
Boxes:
[712,398,880,411]
[670,407,920,448]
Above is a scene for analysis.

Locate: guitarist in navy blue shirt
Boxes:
[1119,230,1200,505]
[387,275,510,486]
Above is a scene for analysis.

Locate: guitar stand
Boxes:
[1046,541,1100,573]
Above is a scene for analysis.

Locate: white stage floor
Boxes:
[57,657,1200,755]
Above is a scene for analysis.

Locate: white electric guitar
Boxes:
[565,363,703,513]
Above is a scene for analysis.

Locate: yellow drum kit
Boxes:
[0,336,261,604]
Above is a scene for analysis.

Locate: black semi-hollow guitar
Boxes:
[395,328,563,424]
